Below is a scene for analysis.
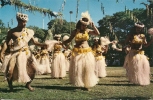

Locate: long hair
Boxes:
[130,22,145,34]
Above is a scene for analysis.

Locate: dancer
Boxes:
[92,36,110,78]
[0,12,47,91]
[63,11,99,91]
[62,35,72,72]
[35,47,51,75]
[50,34,66,79]
[123,22,152,86]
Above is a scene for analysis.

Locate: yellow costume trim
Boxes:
[132,34,145,44]
[95,56,105,61]
[35,54,41,59]
[54,51,62,53]
[72,47,92,56]
[19,47,29,55]
[17,28,28,46]
[54,44,62,51]
[133,50,149,60]
[92,45,103,57]
[40,50,48,55]
[75,31,89,42]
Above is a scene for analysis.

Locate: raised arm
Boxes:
[88,22,100,35]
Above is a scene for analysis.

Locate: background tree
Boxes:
[47,19,75,36]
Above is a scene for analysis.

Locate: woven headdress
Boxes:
[16,12,28,21]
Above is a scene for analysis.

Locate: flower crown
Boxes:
[16,12,28,21]
[134,23,144,28]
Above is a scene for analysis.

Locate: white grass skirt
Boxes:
[51,52,66,78]
[123,50,150,85]
[95,56,107,78]
[69,52,99,88]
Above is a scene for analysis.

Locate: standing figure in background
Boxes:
[123,22,153,86]
[62,35,72,72]
[0,12,48,91]
[35,47,51,75]
[92,37,109,78]
[63,11,99,91]
[51,34,66,79]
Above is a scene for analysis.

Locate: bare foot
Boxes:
[25,84,34,91]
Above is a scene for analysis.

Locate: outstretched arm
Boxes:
[144,36,153,47]
[0,42,7,62]
[63,30,76,44]
[31,37,48,48]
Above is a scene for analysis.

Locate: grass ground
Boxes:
[0,67,153,100]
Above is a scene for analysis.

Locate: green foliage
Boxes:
[47,19,75,35]
[0,19,9,43]
[98,8,153,66]
[27,26,47,42]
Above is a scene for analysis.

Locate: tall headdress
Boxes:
[80,11,92,25]
[16,12,28,21]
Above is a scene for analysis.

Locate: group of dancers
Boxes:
[0,11,152,92]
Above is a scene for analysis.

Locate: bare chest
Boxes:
[10,32,22,40]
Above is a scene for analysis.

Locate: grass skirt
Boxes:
[51,52,66,78]
[95,56,107,78]
[36,57,51,75]
[4,50,37,83]
[123,50,150,85]
[69,51,99,88]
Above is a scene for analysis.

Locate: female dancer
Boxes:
[35,47,51,75]
[92,37,110,78]
[62,35,72,72]
[123,22,152,86]
[63,11,99,91]
[51,34,66,79]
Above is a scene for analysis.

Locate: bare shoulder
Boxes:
[26,28,34,36]
[7,28,17,36]
[27,28,34,33]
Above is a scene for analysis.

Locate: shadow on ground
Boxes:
[33,85,83,91]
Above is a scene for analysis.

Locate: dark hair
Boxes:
[130,22,144,34]
[53,36,61,40]
[76,18,88,29]
[135,22,144,26]
[91,38,100,49]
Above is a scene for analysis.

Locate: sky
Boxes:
[0,0,149,29]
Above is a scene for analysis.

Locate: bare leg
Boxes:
[7,77,13,91]
[26,58,36,91]
[25,80,34,91]
[6,57,16,91]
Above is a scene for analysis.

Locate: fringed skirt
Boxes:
[4,49,37,83]
[51,52,66,78]
[36,57,51,75]
[95,56,107,78]
[123,50,150,85]
[69,47,99,88]
[65,59,70,71]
